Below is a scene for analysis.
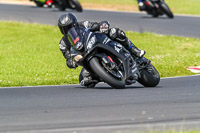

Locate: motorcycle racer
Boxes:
[58,13,146,87]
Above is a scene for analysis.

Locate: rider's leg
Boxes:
[109,28,145,58]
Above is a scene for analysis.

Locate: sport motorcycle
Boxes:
[142,0,174,18]
[67,26,160,89]
[30,0,83,12]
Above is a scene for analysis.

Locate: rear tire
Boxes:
[160,2,174,18]
[89,57,125,89]
[138,63,160,87]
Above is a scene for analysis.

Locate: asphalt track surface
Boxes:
[1,75,200,133]
[1,3,200,133]
[0,4,200,38]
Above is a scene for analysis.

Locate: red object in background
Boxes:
[46,0,53,5]
[145,1,151,6]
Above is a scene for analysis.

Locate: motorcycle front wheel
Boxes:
[160,2,174,18]
[89,57,125,89]
[68,0,83,12]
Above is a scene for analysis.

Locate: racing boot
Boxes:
[125,38,151,65]
[79,68,99,88]
[125,38,146,58]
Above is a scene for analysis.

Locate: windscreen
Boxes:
[67,27,79,46]
[67,26,85,46]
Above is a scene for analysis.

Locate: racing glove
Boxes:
[109,28,126,41]
[66,58,78,69]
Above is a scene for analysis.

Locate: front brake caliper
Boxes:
[102,56,117,70]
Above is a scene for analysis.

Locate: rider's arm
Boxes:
[78,21,98,30]
[78,21,127,46]
[108,28,127,43]
[59,36,71,59]
[78,21,110,33]
[59,36,78,69]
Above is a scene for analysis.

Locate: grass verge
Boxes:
[4,0,200,15]
[0,21,200,87]
[6,0,200,15]
[79,0,200,15]
[149,131,200,133]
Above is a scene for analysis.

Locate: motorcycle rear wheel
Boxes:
[138,63,160,87]
[89,57,125,89]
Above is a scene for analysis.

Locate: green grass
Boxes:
[112,130,200,133]
[145,131,200,133]
[126,32,200,77]
[150,131,200,133]
[166,0,200,15]
[0,21,200,87]
[0,21,81,87]
[79,0,200,15]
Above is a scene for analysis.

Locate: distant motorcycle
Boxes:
[141,0,174,18]
[30,0,83,12]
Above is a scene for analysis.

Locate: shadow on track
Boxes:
[140,16,171,19]
[76,84,163,90]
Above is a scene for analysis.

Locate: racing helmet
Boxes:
[58,13,78,35]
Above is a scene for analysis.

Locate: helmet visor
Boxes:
[67,26,85,51]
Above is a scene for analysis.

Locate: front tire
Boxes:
[89,57,125,89]
[138,63,160,87]
[160,2,174,18]
[68,0,83,12]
